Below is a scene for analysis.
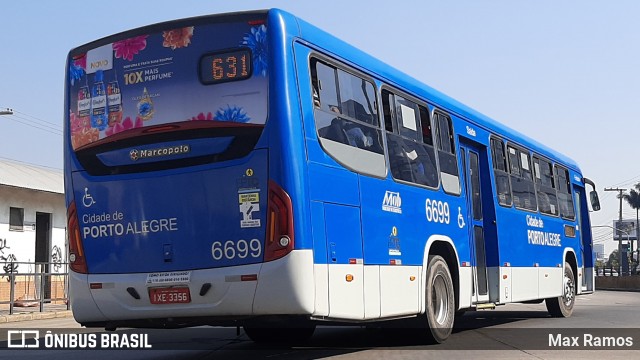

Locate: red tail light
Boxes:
[67,201,88,273]
[264,180,294,262]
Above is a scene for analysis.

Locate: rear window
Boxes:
[67,16,268,150]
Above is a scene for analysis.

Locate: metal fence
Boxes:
[595,265,639,277]
[0,261,69,315]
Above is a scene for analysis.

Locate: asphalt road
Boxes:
[1,290,639,359]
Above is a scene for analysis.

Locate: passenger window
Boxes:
[383,90,438,188]
[434,112,460,194]
[490,138,512,206]
[507,145,537,211]
[311,58,385,177]
[533,156,559,216]
[337,69,378,125]
[555,165,576,220]
[314,61,338,113]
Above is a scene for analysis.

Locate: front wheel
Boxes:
[424,255,455,343]
[545,262,575,317]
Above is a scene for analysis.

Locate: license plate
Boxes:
[149,287,191,304]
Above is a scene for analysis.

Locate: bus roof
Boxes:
[271,8,581,173]
[68,10,269,57]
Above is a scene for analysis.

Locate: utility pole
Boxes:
[0,108,14,116]
[605,187,627,274]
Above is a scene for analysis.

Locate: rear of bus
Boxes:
[64,10,314,328]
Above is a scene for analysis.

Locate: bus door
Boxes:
[574,186,594,292]
[460,142,490,304]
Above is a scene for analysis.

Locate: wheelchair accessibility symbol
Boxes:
[82,187,96,208]
[457,207,465,229]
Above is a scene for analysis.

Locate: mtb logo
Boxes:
[382,191,402,214]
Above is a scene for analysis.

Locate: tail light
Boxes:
[67,201,88,273]
[264,180,294,262]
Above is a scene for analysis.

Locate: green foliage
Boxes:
[606,249,619,268]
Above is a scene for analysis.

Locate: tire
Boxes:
[243,324,316,343]
[545,262,575,317]
[424,255,455,343]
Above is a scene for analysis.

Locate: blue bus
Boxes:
[65,9,601,343]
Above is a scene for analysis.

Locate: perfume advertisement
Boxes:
[68,20,268,150]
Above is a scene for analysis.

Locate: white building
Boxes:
[0,158,66,276]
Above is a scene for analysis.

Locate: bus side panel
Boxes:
[511,267,539,301]
[538,266,563,299]
[493,183,574,302]
[358,176,443,317]
[325,203,365,320]
[311,200,329,316]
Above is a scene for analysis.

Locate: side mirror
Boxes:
[590,190,601,211]
[583,177,601,212]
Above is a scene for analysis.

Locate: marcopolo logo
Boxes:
[130,145,190,161]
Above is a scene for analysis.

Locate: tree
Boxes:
[621,183,640,257]
[606,249,619,268]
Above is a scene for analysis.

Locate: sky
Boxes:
[1,1,639,255]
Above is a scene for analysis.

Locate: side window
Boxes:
[311,58,385,177]
[9,207,24,231]
[555,165,576,220]
[507,145,537,211]
[314,61,338,112]
[434,111,460,194]
[490,138,512,206]
[383,89,438,188]
[533,156,559,216]
[337,69,378,125]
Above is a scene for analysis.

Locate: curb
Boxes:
[596,287,640,293]
[0,310,73,324]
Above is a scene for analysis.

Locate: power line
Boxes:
[12,109,60,128]
[0,107,62,136]
[611,176,640,189]
[0,156,62,171]
[9,113,61,134]
[2,114,62,136]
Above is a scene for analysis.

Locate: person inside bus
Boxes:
[319,103,376,150]
[341,99,375,125]
[404,141,437,186]
[414,148,438,186]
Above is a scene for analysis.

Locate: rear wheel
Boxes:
[424,255,455,343]
[545,262,575,317]
[243,324,316,343]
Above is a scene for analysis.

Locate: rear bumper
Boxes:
[70,250,315,326]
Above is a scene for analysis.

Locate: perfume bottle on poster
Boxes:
[77,86,91,119]
[107,77,123,126]
[91,70,109,131]
[137,87,155,121]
